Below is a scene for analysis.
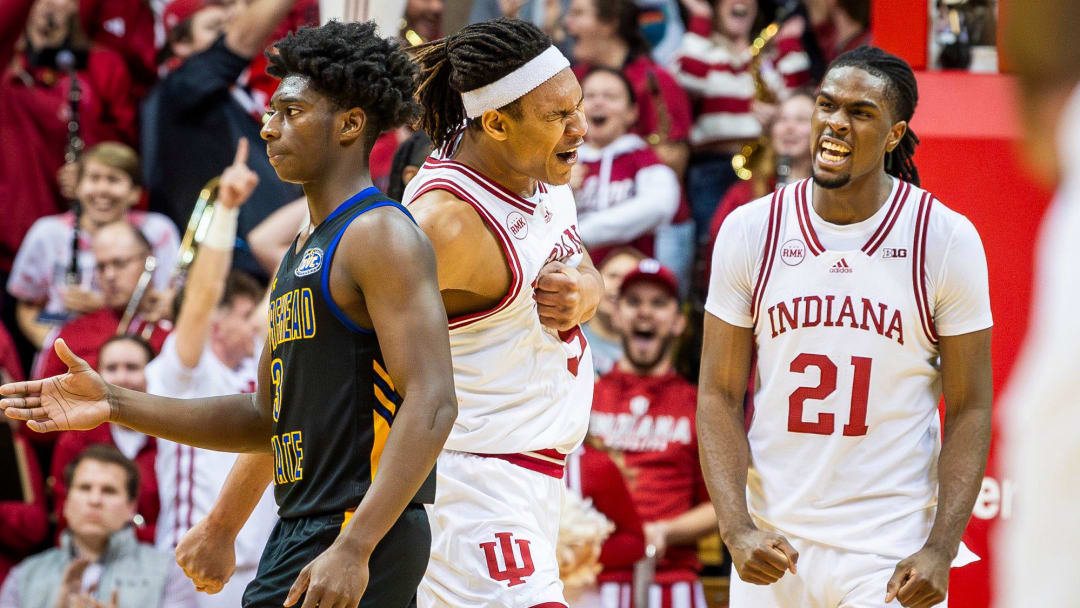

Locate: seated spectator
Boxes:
[0,444,197,607]
[145,148,277,607]
[564,0,696,290]
[573,67,680,266]
[565,0,692,176]
[400,0,443,44]
[0,412,48,586]
[583,247,645,375]
[0,0,136,278]
[8,142,179,348]
[387,130,434,201]
[672,0,809,240]
[51,335,159,545]
[708,88,814,250]
[34,221,171,381]
[142,0,304,279]
[589,260,717,606]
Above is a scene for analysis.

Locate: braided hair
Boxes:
[827,46,921,186]
[410,18,554,151]
[266,21,421,147]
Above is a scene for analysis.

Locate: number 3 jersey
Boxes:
[267,188,435,519]
[403,153,594,456]
[706,177,992,557]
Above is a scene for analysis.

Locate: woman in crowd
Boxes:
[7,142,178,348]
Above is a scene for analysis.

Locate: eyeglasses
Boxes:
[94,254,144,274]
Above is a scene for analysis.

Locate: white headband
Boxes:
[460,46,571,119]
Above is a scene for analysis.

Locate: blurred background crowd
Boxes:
[0,0,1019,607]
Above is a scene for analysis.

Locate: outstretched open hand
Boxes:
[0,339,112,434]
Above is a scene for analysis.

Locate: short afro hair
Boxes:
[266,21,421,139]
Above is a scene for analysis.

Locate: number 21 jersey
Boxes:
[706,177,992,557]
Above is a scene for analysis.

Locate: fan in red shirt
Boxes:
[50,335,159,544]
[589,260,716,607]
[0,0,136,274]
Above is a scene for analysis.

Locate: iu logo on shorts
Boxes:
[480,532,535,587]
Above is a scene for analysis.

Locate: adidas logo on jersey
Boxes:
[829,258,853,273]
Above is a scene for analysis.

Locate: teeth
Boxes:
[821,141,850,154]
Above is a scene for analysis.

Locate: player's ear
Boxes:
[886,120,908,153]
[339,108,367,145]
[479,109,511,142]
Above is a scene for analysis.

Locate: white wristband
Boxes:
[204,206,239,250]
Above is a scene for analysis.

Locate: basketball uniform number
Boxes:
[271,358,284,422]
[559,326,587,377]
[788,354,871,436]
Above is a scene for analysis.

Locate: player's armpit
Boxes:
[408,189,511,315]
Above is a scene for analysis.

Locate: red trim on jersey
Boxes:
[528,603,569,608]
[472,451,566,479]
[912,192,939,344]
[795,179,825,256]
[751,186,784,327]
[411,179,524,330]
[173,447,182,546]
[424,158,539,213]
[862,180,911,255]
[185,446,195,533]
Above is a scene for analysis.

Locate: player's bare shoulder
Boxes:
[405,188,511,297]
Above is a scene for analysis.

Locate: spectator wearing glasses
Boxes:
[7,142,178,350]
[34,221,170,382]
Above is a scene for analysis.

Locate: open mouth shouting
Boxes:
[816,136,852,170]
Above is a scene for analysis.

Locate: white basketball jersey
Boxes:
[403,152,594,455]
[706,177,992,557]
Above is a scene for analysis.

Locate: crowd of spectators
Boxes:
[0,0,868,605]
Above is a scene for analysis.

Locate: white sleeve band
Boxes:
[203,206,240,251]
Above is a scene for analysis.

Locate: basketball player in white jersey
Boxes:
[700,46,993,608]
[171,18,601,608]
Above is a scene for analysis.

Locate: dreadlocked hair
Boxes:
[266,21,421,144]
[410,18,553,152]
[828,46,922,186]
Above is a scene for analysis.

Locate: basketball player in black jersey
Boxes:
[0,22,457,608]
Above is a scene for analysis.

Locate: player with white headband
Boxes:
[159,18,601,608]
[404,17,601,608]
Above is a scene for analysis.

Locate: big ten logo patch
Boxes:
[781,240,806,266]
[882,248,908,259]
[507,212,528,240]
[481,532,535,586]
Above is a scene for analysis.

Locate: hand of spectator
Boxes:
[643,520,669,560]
[679,0,713,19]
[534,261,589,331]
[53,557,91,608]
[61,287,105,315]
[57,161,79,200]
[751,99,779,129]
[885,546,951,608]
[0,339,112,434]
[218,138,260,209]
[777,14,806,40]
[175,516,238,594]
[139,288,176,324]
[498,0,526,17]
[569,162,587,192]
[726,526,798,585]
[68,589,118,608]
